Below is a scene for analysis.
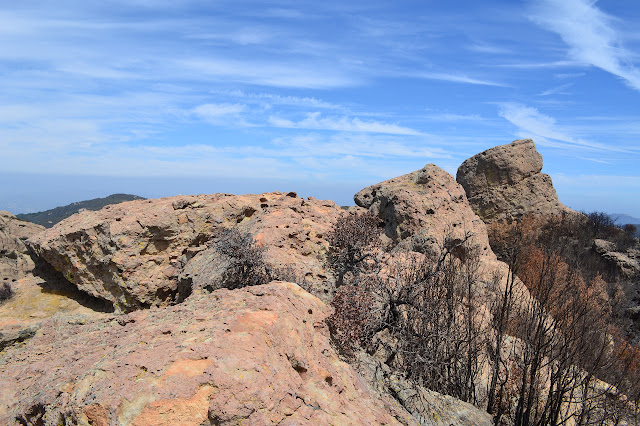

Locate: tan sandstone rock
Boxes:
[0,211,44,284]
[354,163,494,260]
[0,281,418,425]
[27,193,343,312]
[456,139,573,223]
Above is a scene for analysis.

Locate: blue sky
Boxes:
[1,0,639,217]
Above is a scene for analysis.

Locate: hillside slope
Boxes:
[16,194,144,228]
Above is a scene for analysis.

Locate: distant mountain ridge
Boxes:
[612,213,640,226]
[16,193,145,228]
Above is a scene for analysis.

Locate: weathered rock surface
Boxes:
[0,273,110,352]
[353,352,493,426]
[592,239,640,278]
[456,139,573,223]
[354,164,494,260]
[28,193,343,312]
[0,281,418,425]
[180,193,345,301]
[0,211,44,283]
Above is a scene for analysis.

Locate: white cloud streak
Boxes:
[413,72,507,87]
[538,82,573,96]
[498,103,629,152]
[192,103,247,125]
[530,0,640,91]
[268,112,423,135]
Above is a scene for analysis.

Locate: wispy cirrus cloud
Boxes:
[467,43,513,55]
[538,82,573,96]
[413,72,507,87]
[268,112,423,135]
[497,103,629,152]
[223,91,344,110]
[424,113,484,122]
[192,103,249,126]
[179,58,359,89]
[530,0,640,91]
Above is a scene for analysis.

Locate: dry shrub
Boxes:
[486,213,640,424]
[0,282,14,303]
[215,228,271,289]
[327,211,381,286]
[327,283,378,354]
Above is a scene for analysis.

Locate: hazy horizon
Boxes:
[3,167,640,220]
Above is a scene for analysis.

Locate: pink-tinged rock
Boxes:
[27,192,343,312]
[180,194,344,302]
[456,139,575,223]
[354,164,494,260]
[0,211,44,283]
[0,281,416,425]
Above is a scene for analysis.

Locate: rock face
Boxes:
[0,211,44,284]
[0,281,418,425]
[456,139,572,223]
[180,193,343,302]
[354,164,494,260]
[592,239,640,278]
[27,193,343,312]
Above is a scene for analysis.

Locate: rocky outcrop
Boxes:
[0,211,44,285]
[456,139,573,223]
[592,239,640,278]
[354,163,494,260]
[0,281,420,425]
[180,193,345,301]
[27,193,343,312]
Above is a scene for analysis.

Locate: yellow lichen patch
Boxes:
[131,384,215,426]
[0,278,100,322]
[164,358,213,378]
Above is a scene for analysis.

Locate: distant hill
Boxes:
[612,213,640,226]
[17,194,145,228]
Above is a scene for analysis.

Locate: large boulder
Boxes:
[456,139,573,223]
[27,192,342,312]
[0,211,44,284]
[0,281,419,425]
[354,164,494,260]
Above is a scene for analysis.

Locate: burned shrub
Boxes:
[214,228,271,289]
[327,211,381,286]
[0,282,14,303]
[327,283,379,354]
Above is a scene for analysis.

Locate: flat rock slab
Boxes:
[0,281,416,425]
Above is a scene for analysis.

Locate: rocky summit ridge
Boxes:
[0,139,630,425]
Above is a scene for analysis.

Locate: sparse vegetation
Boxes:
[326,211,381,287]
[327,211,640,424]
[0,282,14,303]
[214,228,271,289]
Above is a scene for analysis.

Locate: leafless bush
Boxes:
[327,228,484,404]
[215,228,271,289]
[327,283,379,354]
[487,215,640,425]
[0,282,14,303]
[327,211,381,286]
